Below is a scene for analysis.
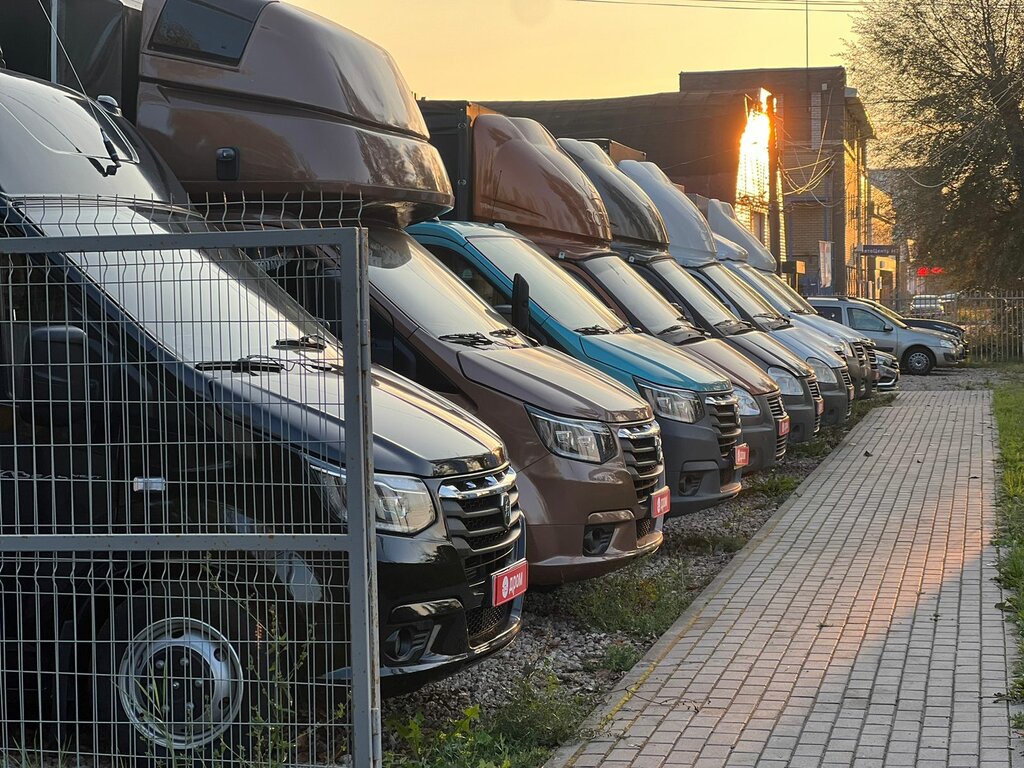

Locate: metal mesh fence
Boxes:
[0,194,378,767]
[943,291,1024,363]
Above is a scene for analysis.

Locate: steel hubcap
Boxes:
[909,352,930,371]
[117,617,244,751]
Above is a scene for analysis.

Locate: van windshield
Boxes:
[584,254,701,338]
[26,201,341,366]
[467,235,630,335]
[648,259,739,328]
[701,262,786,327]
[369,228,527,346]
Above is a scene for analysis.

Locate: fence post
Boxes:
[341,227,381,767]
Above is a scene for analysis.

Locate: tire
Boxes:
[902,346,935,376]
[95,583,280,767]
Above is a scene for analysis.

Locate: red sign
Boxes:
[816,398,825,416]
[734,443,750,469]
[651,486,671,519]
[778,415,791,438]
[492,560,528,606]
[917,267,946,277]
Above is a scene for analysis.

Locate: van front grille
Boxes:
[706,394,742,460]
[867,347,879,372]
[766,393,788,459]
[617,420,665,505]
[807,377,823,434]
[438,466,523,643]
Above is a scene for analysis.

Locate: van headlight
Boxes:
[807,357,838,384]
[308,462,436,535]
[635,381,704,423]
[733,386,761,417]
[528,407,617,464]
[767,367,803,396]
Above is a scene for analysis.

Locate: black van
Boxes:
[0,70,525,762]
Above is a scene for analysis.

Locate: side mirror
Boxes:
[883,325,894,332]
[670,302,685,315]
[20,326,96,427]
[511,273,531,335]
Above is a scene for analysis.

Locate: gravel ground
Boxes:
[898,364,1019,391]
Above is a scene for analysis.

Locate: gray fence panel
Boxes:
[0,197,378,767]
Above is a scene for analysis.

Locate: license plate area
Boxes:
[491,559,528,607]
[651,486,671,519]
[734,443,750,469]
[778,415,791,437]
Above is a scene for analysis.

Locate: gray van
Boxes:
[809,297,965,375]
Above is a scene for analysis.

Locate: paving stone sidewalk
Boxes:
[550,391,1021,768]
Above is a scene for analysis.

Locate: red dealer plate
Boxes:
[492,559,529,607]
[651,486,671,518]
[734,443,750,469]
[778,415,791,437]
[816,398,825,416]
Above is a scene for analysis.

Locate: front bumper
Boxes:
[376,528,525,696]
[820,374,853,427]
[516,454,665,586]
[660,417,742,515]
[783,377,822,444]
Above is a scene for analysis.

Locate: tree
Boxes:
[847,0,1024,287]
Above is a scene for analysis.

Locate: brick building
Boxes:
[680,68,875,296]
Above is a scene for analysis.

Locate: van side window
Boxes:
[424,245,509,309]
[149,0,262,65]
[816,306,842,323]
[848,307,886,332]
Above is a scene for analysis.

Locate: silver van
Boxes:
[809,297,965,375]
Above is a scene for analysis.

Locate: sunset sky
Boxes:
[287,0,858,101]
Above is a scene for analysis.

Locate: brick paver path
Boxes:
[551,391,1021,767]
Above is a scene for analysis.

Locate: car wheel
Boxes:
[95,583,275,767]
[902,347,934,375]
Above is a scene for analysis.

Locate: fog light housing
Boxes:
[679,472,703,497]
[383,624,432,665]
[583,524,615,556]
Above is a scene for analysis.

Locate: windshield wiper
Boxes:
[196,357,287,374]
[274,334,327,351]
[490,328,519,338]
[574,325,613,336]
[657,324,689,336]
[439,332,495,347]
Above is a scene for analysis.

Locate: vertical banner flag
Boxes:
[819,241,833,290]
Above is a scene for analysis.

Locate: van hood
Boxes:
[579,334,731,394]
[678,338,778,395]
[775,326,845,368]
[707,199,779,272]
[208,366,505,479]
[731,331,814,378]
[457,345,651,424]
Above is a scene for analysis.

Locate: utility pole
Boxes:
[767,94,783,274]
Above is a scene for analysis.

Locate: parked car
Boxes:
[809,296,965,375]
[858,296,968,345]
[0,69,526,763]
[875,350,901,391]
[908,294,946,318]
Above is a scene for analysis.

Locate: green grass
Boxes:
[597,642,642,673]
[992,384,1024,715]
[742,472,801,500]
[552,559,691,639]
[385,670,592,768]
